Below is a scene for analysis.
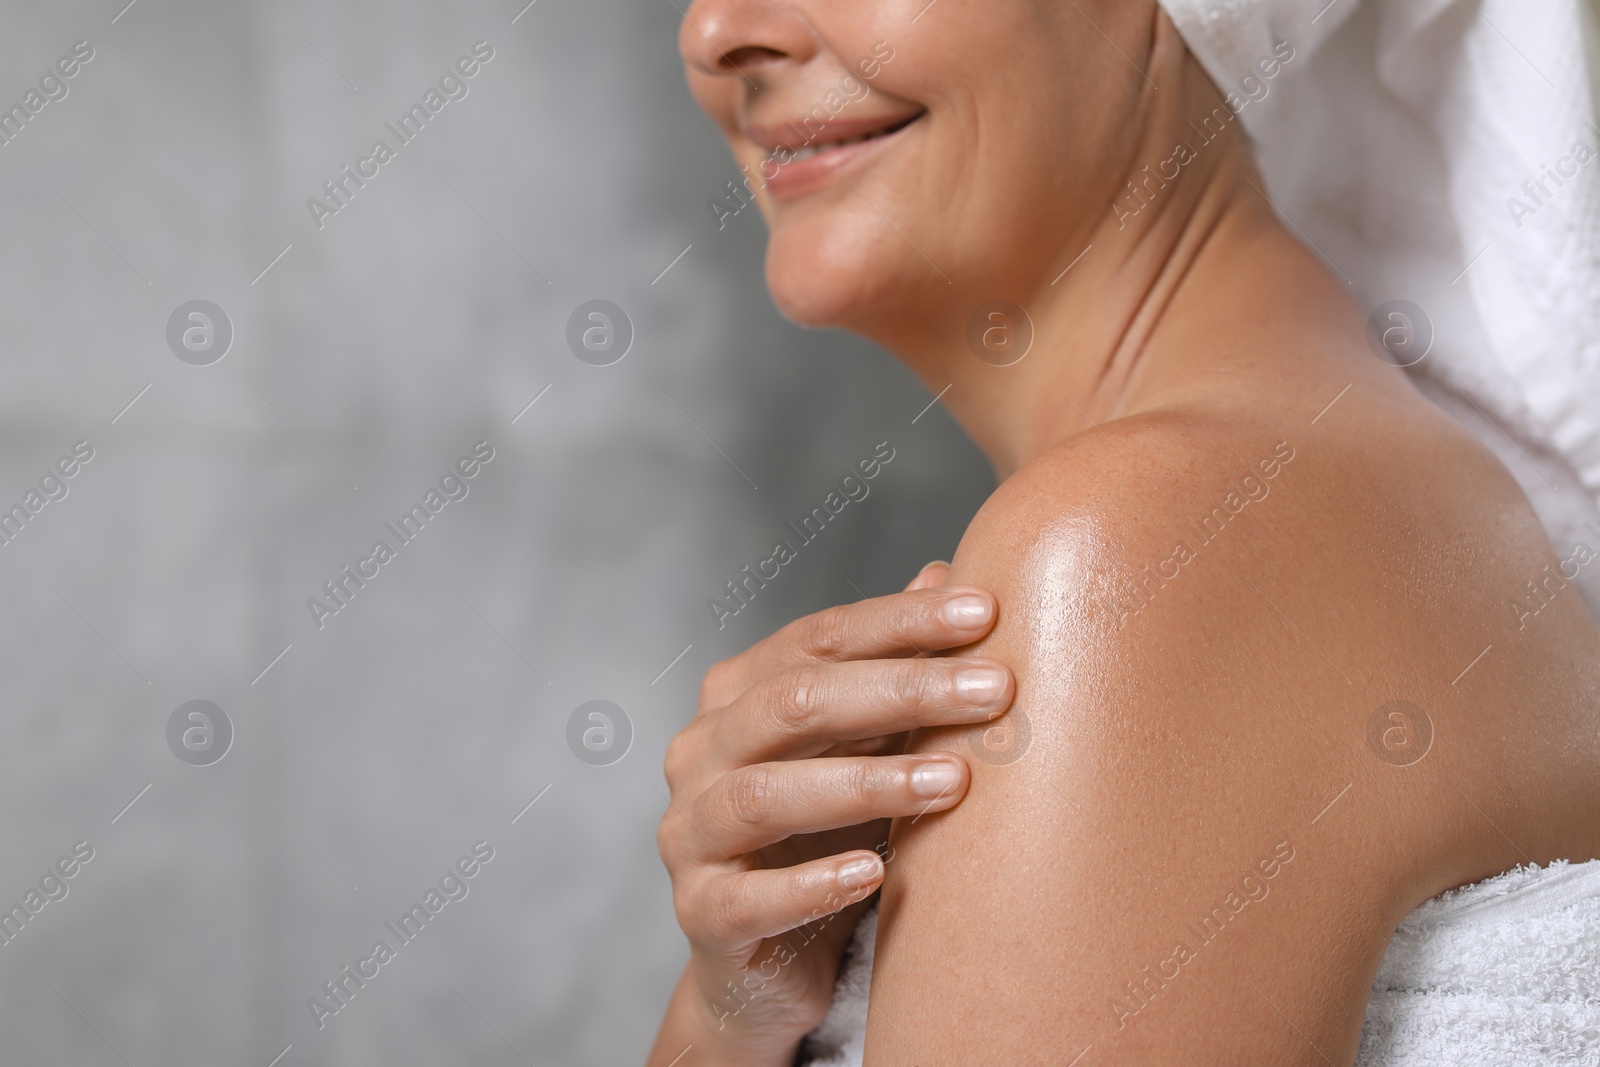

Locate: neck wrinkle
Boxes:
[992,120,1264,480]
[1093,154,1262,427]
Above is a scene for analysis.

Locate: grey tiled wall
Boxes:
[0,2,994,1063]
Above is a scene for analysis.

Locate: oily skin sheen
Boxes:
[653,1,1600,1064]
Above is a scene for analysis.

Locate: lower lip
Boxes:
[757,120,918,202]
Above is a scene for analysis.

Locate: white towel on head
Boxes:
[798,860,1600,1066]
[1156,0,1353,100]
[1157,0,1600,616]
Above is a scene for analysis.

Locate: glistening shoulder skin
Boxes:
[868,395,1600,1064]
[665,0,1600,1062]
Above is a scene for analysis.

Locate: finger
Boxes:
[728,584,999,689]
[903,560,951,592]
[704,656,1013,767]
[679,850,885,947]
[690,754,969,857]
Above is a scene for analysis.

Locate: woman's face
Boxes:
[680,0,1153,331]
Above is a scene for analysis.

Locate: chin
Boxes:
[762,207,931,330]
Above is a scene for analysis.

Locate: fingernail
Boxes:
[954,667,1007,705]
[909,759,963,798]
[837,854,883,891]
[941,594,992,629]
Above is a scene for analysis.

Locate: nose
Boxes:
[678,0,819,81]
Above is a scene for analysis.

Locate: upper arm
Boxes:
[861,425,1428,1065]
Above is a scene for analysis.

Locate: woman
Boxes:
[650,0,1600,1063]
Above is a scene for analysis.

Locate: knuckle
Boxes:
[656,809,696,869]
[723,765,774,827]
[655,813,678,863]
[710,875,759,939]
[699,658,739,710]
[799,605,853,660]
[672,879,707,939]
[892,661,937,710]
[769,667,822,733]
[662,730,693,790]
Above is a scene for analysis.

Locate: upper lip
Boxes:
[742,110,925,154]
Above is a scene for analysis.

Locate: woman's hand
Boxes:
[647,563,1015,1067]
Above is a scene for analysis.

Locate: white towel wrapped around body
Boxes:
[799,859,1600,1066]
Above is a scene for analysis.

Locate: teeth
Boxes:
[782,125,897,162]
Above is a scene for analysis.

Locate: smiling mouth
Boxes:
[779,113,922,161]
[745,111,925,200]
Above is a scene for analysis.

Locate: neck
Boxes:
[859,56,1309,481]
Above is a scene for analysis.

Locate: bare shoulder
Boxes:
[862,397,1600,1065]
